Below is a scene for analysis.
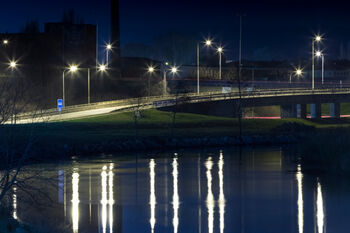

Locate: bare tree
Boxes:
[170,92,190,138]
[0,78,38,205]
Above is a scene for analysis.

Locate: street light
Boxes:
[170,66,178,75]
[9,61,17,69]
[289,68,303,83]
[98,64,107,72]
[3,39,8,45]
[315,51,325,85]
[147,66,156,97]
[312,34,322,90]
[217,46,224,80]
[205,39,213,47]
[196,38,214,95]
[296,69,303,76]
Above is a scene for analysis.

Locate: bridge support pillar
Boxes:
[310,103,322,119]
[281,104,297,118]
[330,103,340,118]
[297,104,307,119]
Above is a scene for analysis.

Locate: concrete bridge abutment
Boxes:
[330,102,341,118]
[297,104,307,119]
[280,104,297,118]
[310,103,322,119]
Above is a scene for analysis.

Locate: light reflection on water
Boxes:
[172,157,179,233]
[218,152,225,233]
[206,157,214,233]
[149,159,156,233]
[296,164,303,233]
[12,185,17,220]
[71,171,79,233]
[12,148,336,233]
[316,180,325,233]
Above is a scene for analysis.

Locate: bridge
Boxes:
[13,87,350,123]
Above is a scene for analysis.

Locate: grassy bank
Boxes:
[16,109,350,143]
[3,109,350,159]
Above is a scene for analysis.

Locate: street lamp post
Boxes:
[197,42,199,95]
[87,68,91,104]
[196,39,213,95]
[62,65,78,108]
[147,66,155,97]
[62,64,106,107]
[217,46,223,80]
[106,44,112,65]
[312,35,322,90]
[162,62,169,96]
[316,51,325,85]
[162,66,178,95]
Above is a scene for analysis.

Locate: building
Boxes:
[0,21,97,106]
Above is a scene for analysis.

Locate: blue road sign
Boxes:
[57,99,63,112]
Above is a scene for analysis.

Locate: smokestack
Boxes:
[110,0,121,77]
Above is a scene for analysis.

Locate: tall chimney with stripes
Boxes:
[110,0,121,77]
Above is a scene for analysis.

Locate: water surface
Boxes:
[11,147,350,233]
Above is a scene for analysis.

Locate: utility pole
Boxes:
[197,42,200,94]
[237,14,245,143]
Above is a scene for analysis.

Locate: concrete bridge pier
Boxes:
[281,104,297,118]
[310,103,322,119]
[297,104,307,119]
[330,102,340,118]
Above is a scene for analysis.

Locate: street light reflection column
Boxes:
[296,164,304,233]
[172,157,179,233]
[72,171,80,233]
[206,157,214,233]
[149,159,156,233]
[218,152,225,233]
[316,180,325,233]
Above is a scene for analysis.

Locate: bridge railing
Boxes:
[15,87,350,121]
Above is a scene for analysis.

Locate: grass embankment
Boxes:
[36,109,350,142]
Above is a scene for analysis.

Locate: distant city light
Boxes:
[69,65,78,72]
[165,62,169,66]
[3,39,8,45]
[148,66,155,73]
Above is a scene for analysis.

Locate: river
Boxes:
[9,146,349,233]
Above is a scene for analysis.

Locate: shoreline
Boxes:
[33,133,301,160]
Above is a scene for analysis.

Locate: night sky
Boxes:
[1,0,350,61]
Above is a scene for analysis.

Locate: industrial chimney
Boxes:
[110,0,121,77]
